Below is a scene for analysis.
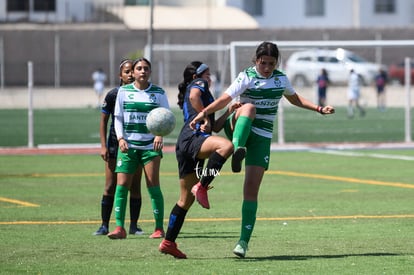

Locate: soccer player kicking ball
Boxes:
[190,42,335,258]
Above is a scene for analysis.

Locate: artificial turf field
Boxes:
[0,107,413,147]
[0,150,413,274]
[0,106,413,274]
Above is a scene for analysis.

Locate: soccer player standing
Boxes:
[107,58,168,239]
[93,59,144,236]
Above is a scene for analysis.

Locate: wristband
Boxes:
[317,106,324,114]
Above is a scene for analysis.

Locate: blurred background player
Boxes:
[92,68,107,108]
[316,68,330,106]
[375,68,388,111]
[347,69,366,118]
[93,59,144,236]
[108,58,167,240]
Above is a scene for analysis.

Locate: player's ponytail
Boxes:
[177,61,204,109]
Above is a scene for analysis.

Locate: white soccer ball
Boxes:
[146,107,176,136]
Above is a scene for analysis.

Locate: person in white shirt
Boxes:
[92,68,107,107]
[347,69,366,118]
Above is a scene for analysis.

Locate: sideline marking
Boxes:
[267,171,414,189]
[0,197,39,207]
[1,170,413,189]
[1,214,413,225]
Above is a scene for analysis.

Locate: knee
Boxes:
[226,141,234,155]
[239,103,256,118]
[104,181,116,195]
[216,139,234,157]
[129,187,142,197]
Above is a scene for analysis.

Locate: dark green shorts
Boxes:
[224,116,271,170]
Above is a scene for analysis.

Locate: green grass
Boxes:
[282,106,413,143]
[0,152,413,274]
[0,107,413,147]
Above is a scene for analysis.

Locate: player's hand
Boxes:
[153,136,163,151]
[100,147,109,162]
[119,138,129,153]
[189,111,205,130]
[321,105,335,115]
[228,102,242,113]
[199,117,211,133]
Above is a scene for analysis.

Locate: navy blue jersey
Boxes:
[101,87,118,139]
[101,87,119,157]
[182,78,215,129]
[176,78,215,177]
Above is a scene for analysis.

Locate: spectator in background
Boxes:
[92,68,107,107]
[316,68,330,106]
[375,69,388,111]
[347,69,365,118]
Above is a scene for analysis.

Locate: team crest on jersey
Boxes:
[149,93,157,103]
[102,100,107,108]
[194,80,205,88]
[274,77,282,87]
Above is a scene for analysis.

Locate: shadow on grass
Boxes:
[181,232,238,239]
[239,252,404,261]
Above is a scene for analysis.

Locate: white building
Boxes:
[0,0,412,29]
[228,0,414,28]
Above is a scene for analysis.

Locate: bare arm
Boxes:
[212,102,242,132]
[189,87,212,133]
[190,93,233,130]
[284,93,335,114]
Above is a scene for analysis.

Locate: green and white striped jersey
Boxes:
[114,83,169,150]
[225,67,296,138]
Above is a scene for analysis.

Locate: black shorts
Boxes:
[176,128,210,178]
[107,133,119,159]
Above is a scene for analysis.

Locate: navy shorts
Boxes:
[176,129,210,178]
[107,133,119,159]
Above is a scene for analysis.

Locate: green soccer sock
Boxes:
[147,185,164,230]
[239,200,257,244]
[232,116,252,148]
[114,185,129,228]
